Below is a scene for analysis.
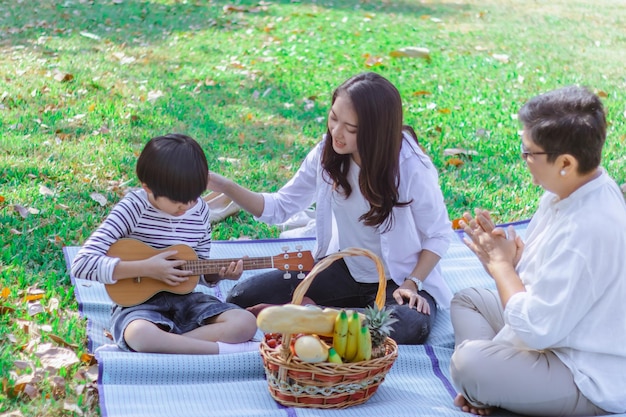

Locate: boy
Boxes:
[71,133,257,354]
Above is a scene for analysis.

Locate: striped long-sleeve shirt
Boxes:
[71,189,212,284]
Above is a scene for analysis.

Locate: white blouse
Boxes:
[494,169,626,413]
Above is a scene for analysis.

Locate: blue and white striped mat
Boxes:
[64,224,539,417]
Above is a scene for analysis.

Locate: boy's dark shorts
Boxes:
[110,291,240,351]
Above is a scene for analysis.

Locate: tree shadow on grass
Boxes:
[0,0,470,47]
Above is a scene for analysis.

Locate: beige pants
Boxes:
[450,287,607,416]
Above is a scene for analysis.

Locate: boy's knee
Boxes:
[123,319,158,352]
[227,308,258,339]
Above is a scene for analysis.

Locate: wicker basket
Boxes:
[259,247,398,409]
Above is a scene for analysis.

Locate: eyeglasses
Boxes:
[520,143,557,160]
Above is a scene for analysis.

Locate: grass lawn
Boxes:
[1,0,625,415]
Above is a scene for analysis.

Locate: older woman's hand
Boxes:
[460,210,524,275]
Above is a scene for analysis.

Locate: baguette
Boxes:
[256,304,339,337]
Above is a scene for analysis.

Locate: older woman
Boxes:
[451,86,626,416]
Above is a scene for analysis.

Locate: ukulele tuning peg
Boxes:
[281,246,289,252]
[295,245,302,251]
[297,272,305,279]
[283,272,291,279]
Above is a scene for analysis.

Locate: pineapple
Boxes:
[364,306,398,358]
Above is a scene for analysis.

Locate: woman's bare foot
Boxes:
[454,394,492,415]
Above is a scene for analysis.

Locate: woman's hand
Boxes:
[393,285,431,315]
[460,210,522,276]
[461,209,527,306]
[207,171,228,193]
[470,209,525,266]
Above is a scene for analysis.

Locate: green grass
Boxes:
[1,0,625,415]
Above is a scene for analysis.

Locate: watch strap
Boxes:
[404,276,423,292]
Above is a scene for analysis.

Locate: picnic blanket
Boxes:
[63,222,540,417]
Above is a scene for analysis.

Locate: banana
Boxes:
[353,324,372,362]
[332,310,349,358]
[327,347,343,364]
[344,310,361,362]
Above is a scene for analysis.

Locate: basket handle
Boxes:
[291,247,387,310]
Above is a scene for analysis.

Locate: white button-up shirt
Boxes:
[257,133,454,307]
[494,169,626,412]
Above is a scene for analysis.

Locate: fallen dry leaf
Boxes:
[445,157,464,167]
[24,292,44,302]
[0,305,16,315]
[492,53,510,63]
[53,72,74,83]
[39,185,54,196]
[364,54,384,67]
[48,334,79,350]
[0,409,25,417]
[79,31,101,41]
[13,360,32,370]
[443,148,479,158]
[49,375,65,398]
[147,90,164,102]
[13,204,29,219]
[90,192,107,206]
[63,402,83,416]
[47,297,59,312]
[85,364,98,381]
[35,343,80,371]
[389,46,431,61]
[23,383,39,400]
[80,353,97,367]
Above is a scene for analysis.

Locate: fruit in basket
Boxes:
[343,311,361,362]
[293,335,328,363]
[256,304,339,336]
[364,305,398,358]
[332,310,349,358]
[264,332,282,349]
[327,347,343,364]
[353,324,372,362]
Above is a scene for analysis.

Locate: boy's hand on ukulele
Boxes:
[220,259,244,281]
[148,250,193,286]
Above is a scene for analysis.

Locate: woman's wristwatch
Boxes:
[404,276,423,292]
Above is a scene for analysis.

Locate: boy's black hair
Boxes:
[136,133,208,203]
[518,86,606,174]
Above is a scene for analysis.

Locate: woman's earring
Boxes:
[560,170,566,176]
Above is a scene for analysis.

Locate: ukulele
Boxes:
[105,238,314,307]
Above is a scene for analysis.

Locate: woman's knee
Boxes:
[389,305,432,344]
[226,271,294,307]
[451,287,481,311]
[450,340,486,396]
